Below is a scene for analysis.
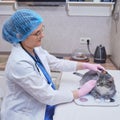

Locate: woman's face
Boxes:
[21,24,44,50]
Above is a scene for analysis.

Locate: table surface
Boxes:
[0,55,117,70]
[53,70,120,120]
[64,56,117,70]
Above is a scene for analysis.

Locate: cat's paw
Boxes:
[104,99,111,103]
[95,98,101,103]
[104,98,115,102]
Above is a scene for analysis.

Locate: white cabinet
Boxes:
[66,0,115,16]
[0,71,6,110]
[0,1,17,15]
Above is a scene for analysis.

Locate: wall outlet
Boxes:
[80,37,91,44]
[113,12,119,21]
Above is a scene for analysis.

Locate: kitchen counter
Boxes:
[53,70,120,120]
[64,56,117,70]
[0,55,117,71]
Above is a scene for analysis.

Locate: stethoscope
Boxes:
[20,44,56,89]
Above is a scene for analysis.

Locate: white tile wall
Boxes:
[110,0,120,69]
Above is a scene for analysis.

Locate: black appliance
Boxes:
[94,45,107,63]
[16,0,66,6]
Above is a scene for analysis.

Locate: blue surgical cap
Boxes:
[2,9,43,44]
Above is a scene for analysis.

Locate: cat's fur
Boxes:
[80,70,116,100]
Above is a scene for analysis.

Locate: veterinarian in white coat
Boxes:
[1,9,105,120]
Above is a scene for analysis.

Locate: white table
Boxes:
[53,70,120,120]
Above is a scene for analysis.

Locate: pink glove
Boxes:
[78,80,96,98]
[82,63,105,72]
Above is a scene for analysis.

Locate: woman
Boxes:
[1,9,105,120]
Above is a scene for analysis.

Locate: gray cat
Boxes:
[79,70,116,102]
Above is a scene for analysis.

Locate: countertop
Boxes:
[64,56,117,70]
[0,55,117,71]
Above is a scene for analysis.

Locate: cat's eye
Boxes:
[97,83,100,86]
[109,81,113,83]
[100,83,103,86]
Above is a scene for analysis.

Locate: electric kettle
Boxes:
[94,45,107,63]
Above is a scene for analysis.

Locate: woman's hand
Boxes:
[78,80,96,98]
[82,63,105,72]
[73,80,96,99]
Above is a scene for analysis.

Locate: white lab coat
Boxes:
[1,44,77,120]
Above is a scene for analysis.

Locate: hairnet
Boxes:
[2,9,43,44]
